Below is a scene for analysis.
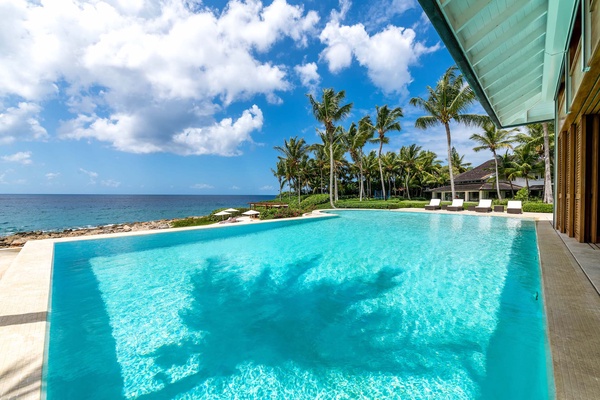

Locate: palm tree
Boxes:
[415,150,442,197]
[343,117,374,201]
[450,147,471,174]
[410,66,487,199]
[365,105,403,200]
[517,122,555,203]
[541,122,554,203]
[498,150,517,197]
[307,88,353,208]
[398,144,422,199]
[470,120,516,200]
[382,151,400,197]
[309,142,328,194]
[270,159,287,199]
[511,146,541,196]
[274,136,309,205]
[363,150,379,198]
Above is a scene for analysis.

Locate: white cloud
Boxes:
[0,103,47,144]
[365,0,417,29]
[79,167,98,184]
[294,62,320,93]
[2,151,32,165]
[319,21,440,95]
[46,172,60,180]
[1,0,318,154]
[191,183,214,189]
[330,0,352,22]
[260,185,274,191]
[172,105,263,156]
[231,185,240,190]
[101,179,121,187]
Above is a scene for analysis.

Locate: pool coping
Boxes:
[1,210,598,399]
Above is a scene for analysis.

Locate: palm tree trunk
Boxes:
[378,141,386,200]
[359,155,364,201]
[493,151,502,200]
[445,123,456,199]
[335,173,339,201]
[405,175,411,200]
[542,122,553,203]
[329,140,336,208]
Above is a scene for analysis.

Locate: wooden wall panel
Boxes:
[566,125,576,237]
[574,122,582,241]
[591,115,600,243]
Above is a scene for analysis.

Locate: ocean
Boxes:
[0,194,275,237]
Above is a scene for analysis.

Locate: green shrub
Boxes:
[523,202,553,213]
[514,188,529,201]
[396,201,428,208]
[171,216,214,227]
[300,194,330,208]
[335,199,401,209]
[260,208,305,220]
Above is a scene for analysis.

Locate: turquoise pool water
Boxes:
[47,211,552,399]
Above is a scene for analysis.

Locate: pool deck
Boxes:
[1,210,599,399]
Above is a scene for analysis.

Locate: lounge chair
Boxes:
[446,199,464,211]
[507,201,523,214]
[475,199,493,213]
[219,217,239,224]
[425,198,441,210]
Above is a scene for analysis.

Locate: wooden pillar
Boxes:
[566,124,576,237]
[575,120,584,242]
[587,115,600,243]
[556,131,565,232]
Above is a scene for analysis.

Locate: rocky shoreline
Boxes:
[0,218,180,248]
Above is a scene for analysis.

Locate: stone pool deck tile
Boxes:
[556,233,600,296]
[536,220,600,399]
[0,248,21,282]
[0,240,53,400]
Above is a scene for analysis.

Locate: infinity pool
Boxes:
[46,210,552,399]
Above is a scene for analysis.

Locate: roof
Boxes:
[428,182,520,193]
[454,159,496,183]
[417,0,577,127]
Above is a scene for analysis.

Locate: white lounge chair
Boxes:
[475,199,492,213]
[425,198,441,210]
[507,201,523,214]
[446,199,464,211]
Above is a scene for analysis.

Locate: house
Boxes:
[428,159,545,201]
[418,0,600,243]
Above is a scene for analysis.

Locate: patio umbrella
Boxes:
[242,210,260,219]
[223,208,239,213]
[214,210,231,221]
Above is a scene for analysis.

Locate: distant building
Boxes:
[428,159,544,201]
[418,1,600,243]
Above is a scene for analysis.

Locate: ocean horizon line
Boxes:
[0,193,278,197]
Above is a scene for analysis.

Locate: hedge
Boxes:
[522,202,553,213]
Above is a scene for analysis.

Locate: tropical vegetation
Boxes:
[270,67,555,210]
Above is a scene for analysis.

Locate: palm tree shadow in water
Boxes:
[139,255,410,399]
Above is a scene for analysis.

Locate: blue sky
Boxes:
[0,0,489,195]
